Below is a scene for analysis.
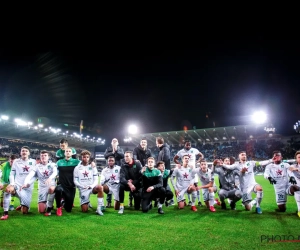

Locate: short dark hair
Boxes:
[21,146,30,151]
[156,137,164,144]
[40,150,49,155]
[60,138,68,144]
[9,154,17,160]
[273,150,281,156]
[156,161,165,168]
[239,151,246,155]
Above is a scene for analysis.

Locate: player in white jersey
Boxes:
[286,150,300,218]
[21,150,57,216]
[174,141,204,206]
[264,151,300,215]
[100,156,121,211]
[193,160,217,212]
[74,150,104,216]
[1,146,36,220]
[171,154,197,211]
[221,151,271,214]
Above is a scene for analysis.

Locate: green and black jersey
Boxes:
[142,168,163,190]
[57,158,80,188]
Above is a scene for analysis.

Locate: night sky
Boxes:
[0,39,299,142]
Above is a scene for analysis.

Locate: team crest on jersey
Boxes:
[133,165,136,169]
[281,164,284,168]
[47,165,51,170]
[43,170,49,177]
[247,163,250,166]
[23,166,30,172]
[115,169,118,173]
[29,162,32,165]
[191,150,193,153]
[183,172,189,178]
[82,171,89,177]
[89,167,92,170]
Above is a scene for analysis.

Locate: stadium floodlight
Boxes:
[27,122,33,126]
[14,118,27,126]
[128,125,138,134]
[1,115,9,120]
[38,124,43,128]
[252,111,267,124]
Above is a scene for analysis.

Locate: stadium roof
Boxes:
[0,122,103,150]
[124,125,282,147]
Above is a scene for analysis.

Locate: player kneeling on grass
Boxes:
[74,150,104,216]
[1,146,36,220]
[221,151,272,214]
[213,158,242,210]
[171,154,197,211]
[156,161,174,207]
[193,160,217,212]
[100,156,121,212]
[141,157,165,214]
[21,150,57,216]
[264,151,300,216]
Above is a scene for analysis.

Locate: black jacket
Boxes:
[104,146,124,166]
[157,143,171,170]
[120,160,142,188]
[133,145,152,167]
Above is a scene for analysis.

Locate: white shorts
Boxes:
[177,186,195,202]
[78,188,93,205]
[275,184,293,205]
[38,183,56,203]
[242,183,259,204]
[14,184,33,208]
[202,186,217,201]
[105,183,120,201]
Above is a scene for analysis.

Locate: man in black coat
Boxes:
[118,151,142,214]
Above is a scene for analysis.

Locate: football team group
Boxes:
[1,137,300,220]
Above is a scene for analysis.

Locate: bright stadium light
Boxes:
[252,111,267,124]
[128,125,138,134]
[38,124,44,128]
[1,115,9,120]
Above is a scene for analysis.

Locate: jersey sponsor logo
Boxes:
[82,171,89,177]
[23,166,30,172]
[110,174,116,180]
[183,173,189,178]
[43,170,49,177]
[276,169,283,176]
